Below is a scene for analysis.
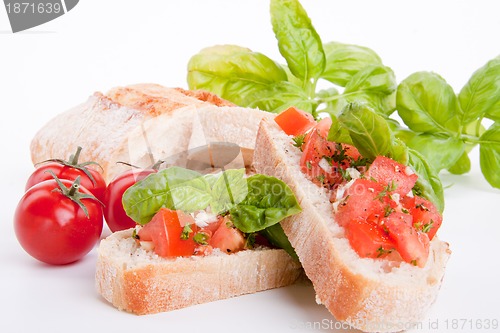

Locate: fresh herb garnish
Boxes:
[350,156,370,168]
[417,220,434,233]
[244,233,257,249]
[375,181,398,201]
[292,134,306,150]
[384,205,395,217]
[180,224,193,240]
[316,174,326,184]
[132,229,139,240]
[193,231,210,245]
[423,220,434,233]
[187,0,500,191]
[376,247,393,258]
[416,203,430,212]
[331,143,347,164]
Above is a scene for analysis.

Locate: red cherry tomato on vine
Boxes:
[14,177,103,265]
[103,168,157,232]
[25,146,106,202]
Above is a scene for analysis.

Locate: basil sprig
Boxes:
[187,0,395,116]
[187,0,500,190]
[396,61,500,188]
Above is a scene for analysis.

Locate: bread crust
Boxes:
[253,119,451,333]
[95,229,303,315]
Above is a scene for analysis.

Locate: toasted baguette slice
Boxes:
[95,228,303,315]
[30,84,274,182]
[253,119,451,333]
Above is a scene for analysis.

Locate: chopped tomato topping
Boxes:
[347,219,396,259]
[382,212,430,268]
[275,106,443,267]
[138,210,246,258]
[335,177,434,266]
[366,156,418,196]
[401,196,442,240]
[335,179,394,227]
[300,119,361,188]
[210,216,246,254]
[138,208,199,258]
[274,106,316,136]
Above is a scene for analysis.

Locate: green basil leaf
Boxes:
[462,118,486,150]
[246,81,315,113]
[388,118,417,144]
[486,104,500,122]
[388,138,410,166]
[259,224,298,259]
[448,151,471,175]
[187,45,287,106]
[322,41,383,87]
[210,169,248,215]
[203,173,220,188]
[459,56,500,124]
[270,0,325,81]
[167,187,213,215]
[330,65,396,116]
[479,122,500,188]
[316,87,340,117]
[407,149,445,213]
[327,113,353,145]
[406,134,465,172]
[344,64,396,96]
[281,64,305,87]
[123,167,212,224]
[396,72,461,134]
[338,103,393,160]
[446,119,485,175]
[229,174,302,233]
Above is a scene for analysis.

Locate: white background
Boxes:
[1,1,499,332]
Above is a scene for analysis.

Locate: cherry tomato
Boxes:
[14,177,103,265]
[103,168,157,232]
[26,146,106,202]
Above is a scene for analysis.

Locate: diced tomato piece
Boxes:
[382,212,430,267]
[210,216,246,254]
[347,219,396,258]
[300,129,341,186]
[335,179,390,227]
[366,156,418,196]
[313,117,332,138]
[274,106,316,136]
[402,196,442,240]
[300,123,361,188]
[200,216,223,234]
[138,208,199,258]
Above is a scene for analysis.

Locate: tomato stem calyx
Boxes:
[47,171,103,218]
[116,160,165,171]
[37,146,103,187]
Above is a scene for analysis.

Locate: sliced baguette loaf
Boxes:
[253,119,451,333]
[30,84,274,182]
[95,228,303,315]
